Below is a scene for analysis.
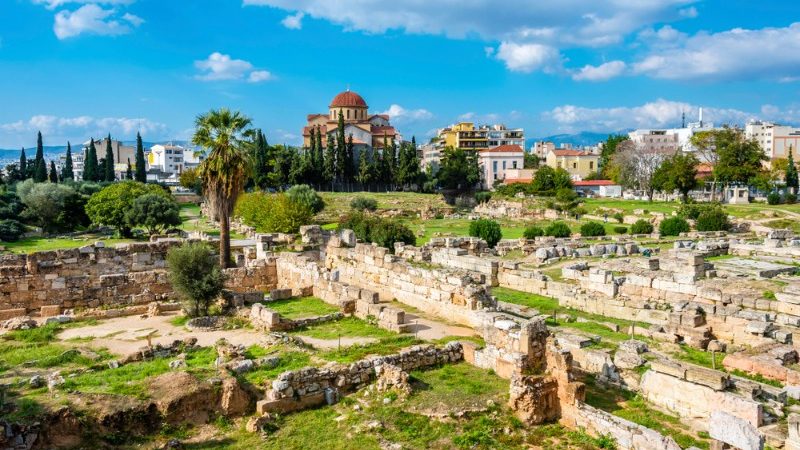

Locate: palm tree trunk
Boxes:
[219,208,231,268]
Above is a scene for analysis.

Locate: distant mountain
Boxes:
[527,130,631,148]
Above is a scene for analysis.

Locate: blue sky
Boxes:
[0,0,798,148]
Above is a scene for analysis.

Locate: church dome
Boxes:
[330,90,367,108]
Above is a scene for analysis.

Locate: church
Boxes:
[303,90,400,151]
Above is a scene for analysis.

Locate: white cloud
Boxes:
[572,60,626,81]
[32,0,133,10]
[122,12,144,27]
[54,4,136,39]
[380,104,433,123]
[632,22,800,81]
[194,52,274,83]
[0,115,170,147]
[495,42,560,73]
[679,6,698,18]
[543,99,759,133]
[281,11,304,30]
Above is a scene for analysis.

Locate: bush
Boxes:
[350,196,378,212]
[659,216,690,236]
[630,219,654,235]
[235,192,314,233]
[126,194,182,235]
[166,242,225,317]
[86,181,170,236]
[613,226,628,234]
[0,219,25,242]
[338,212,415,252]
[545,221,572,238]
[16,180,88,233]
[474,191,492,204]
[580,221,606,237]
[695,208,731,231]
[468,219,502,248]
[494,183,535,198]
[787,193,797,204]
[523,225,544,239]
[767,192,781,205]
[613,212,624,223]
[285,184,325,214]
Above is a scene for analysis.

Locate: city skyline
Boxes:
[0,0,798,148]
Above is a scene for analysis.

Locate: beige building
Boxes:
[628,129,680,153]
[545,149,599,180]
[746,120,800,160]
[479,145,524,189]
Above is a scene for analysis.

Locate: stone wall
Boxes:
[256,343,463,414]
[465,315,549,379]
[569,404,683,450]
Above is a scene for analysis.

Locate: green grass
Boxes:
[319,336,422,363]
[265,296,340,319]
[492,287,559,311]
[671,345,725,370]
[241,350,313,386]
[290,316,398,340]
[169,315,190,327]
[3,397,46,425]
[406,363,507,410]
[2,237,138,253]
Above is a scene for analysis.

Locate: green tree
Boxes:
[48,161,58,183]
[85,180,169,236]
[234,192,313,233]
[396,139,420,189]
[786,148,799,193]
[437,147,481,192]
[134,132,147,183]
[323,133,336,185]
[34,131,47,182]
[167,242,225,317]
[714,135,767,186]
[104,134,115,181]
[652,151,699,202]
[285,184,325,213]
[18,148,28,181]
[126,193,182,235]
[524,153,539,169]
[531,166,573,193]
[314,125,324,180]
[193,108,254,268]
[83,138,99,182]
[335,111,347,182]
[252,129,271,190]
[468,218,502,248]
[356,147,373,187]
[62,142,74,181]
[600,134,629,178]
[17,180,86,233]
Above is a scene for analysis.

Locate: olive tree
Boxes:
[166,242,225,317]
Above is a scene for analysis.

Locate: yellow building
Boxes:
[436,122,488,151]
[545,149,600,180]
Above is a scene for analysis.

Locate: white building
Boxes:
[478,144,524,190]
[183,149,206,169]
[628,109,717,156]
[419,143,441,173]
[148,144,185,178]
[486,125,525,148]
[746,120,800,160]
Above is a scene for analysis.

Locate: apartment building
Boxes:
[486,125,524,148]
[746,120,800,160]
[148,144,185,177]
[628,129,681,153]
[73,137,135,180]
[479,145,524,190]
[545,149,600,180]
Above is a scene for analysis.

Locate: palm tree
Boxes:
[192,108,254,268]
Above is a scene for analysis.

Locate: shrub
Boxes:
[580,221,606,237]
[659,216,690,236]
[338,212,415,252]
[474,191,492,204]
[0,219,25,242]
[350,196,378,212]
[166,242,225,317]
[787,193,797,204]
[677,202,705,220]
[630,219,654,235]
[86,181,170,237]
[235,192,314,233]
[285,184,325,214]
[126,194,182,235]
[523,225,544,239]
[613,226,628,234]
[613,212,624,223]
[545,221,572,238]
[494,183,534,198]
[767,192,781,205]
[468,219,502,248]
[17,180,88,233]
[695,208,731,231]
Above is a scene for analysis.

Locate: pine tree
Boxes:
[34,131,47,182]
[126,158,133,180]
[786,147,799,193]
[83,138,98,181]
[134,132,146,183]
[104,134,115,181]
[49,161,58,183]
[18,148,27,181]
[62,142,74,181]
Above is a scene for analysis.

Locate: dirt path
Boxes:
[400,311,479,341]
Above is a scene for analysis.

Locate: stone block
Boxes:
[39,305,61,317]
[685,366,729,391]
[709,410,764,450]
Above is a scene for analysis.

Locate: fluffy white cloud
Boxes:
[572,60,626,81]
[543,99,758,133]
[0,115,170,146]
[380,104,433,123]
[633,22,800,81]
[53,3,141,39]
[195,52,273,83]
[281,11,304,30]
[495,42,560,73]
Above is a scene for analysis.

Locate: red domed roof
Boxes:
[330,90,367,108]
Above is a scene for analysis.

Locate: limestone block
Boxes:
[708,410,764,450]
[685,366,729,391]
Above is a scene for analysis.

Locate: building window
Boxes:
[347,110,350,119]
[502,161,506,170]
[512,161,517,169]
[589,161,594,169]
[573,162,577,169]
[492,161,497,174]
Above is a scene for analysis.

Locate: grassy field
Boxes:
[264,296,339,319]
[317,191,452,222]
[2,236,139,254]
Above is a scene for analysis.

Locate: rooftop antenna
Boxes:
[681,111,686,128]
[699,107,704,128]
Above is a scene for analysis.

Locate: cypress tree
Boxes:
[83,138,98,181]
[134,132,146,183]
[34,131,47,182]
[98,158,106,182]
[314,125,324,179]
[345,134,355,182]
[126,158,133,180]
[62,142,74,180]
[104,134,115,181]
[323,133,336,184]
[18,148,27,181]
[336,110,347,182]
[254,129,270,189]
[49,161,58,183]
[787,147,799,193]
